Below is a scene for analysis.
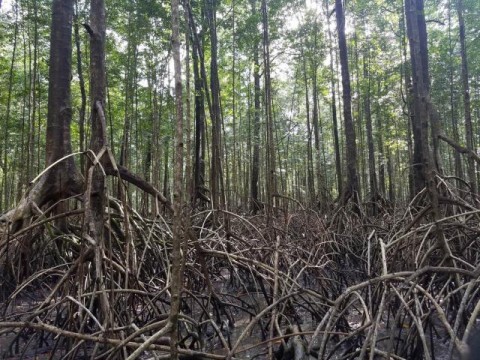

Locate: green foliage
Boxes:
[0,0,479,209]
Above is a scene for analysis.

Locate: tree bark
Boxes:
[28,0,39,183]
[74,2,86,174]
[186,1,207,208]
[405,0,452,259]
[447,2,464,189]
[85,0,111,328]
[311,54,325,205]
[250,0,261,214]
[261,0,276,225]
[0,0,84,275]
[364,52,378,214]
[335,0,360,206]
[87,0,107,236]
[302,53,315,205]
[184,5,192,203]
[403,0,425,195]
[45,0,82,202]
[2,4,19,210]
[457,0,476,194]
[400,6,416,199]
[325,0,342,197]
[170,0,184,356]
[206,0,225,215]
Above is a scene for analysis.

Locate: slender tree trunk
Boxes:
[387,150,395,202]
[231,0,237,207]
[27,0,39,183]
[311,61,325,205]
[74,1,87,174]
[251,53,262,213]
[354,29,366,200]
[170,0,184,356]
[364,52,378,214]
[325,2,342,197]
[261,0,276,225]
[3,2,19,210]
[163,140,169,208]
[249,0,261,213]
[264,0,278,344]
[87,0,107,235]
[184,5,192,203]
[335,0,360,205]
[143,130,152,214]
[85,0,113,328]
[457,0,476,194]
[151,74,161,212]
[18,15,29,202]
[302,53,315,204]
[447,0,463,189]
[119,10,137,169]
[206,0,225,214]
[376,84,386,197]
[185,1,207,208]
[400,6,416,199]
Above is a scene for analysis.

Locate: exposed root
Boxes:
[0,178,479,359]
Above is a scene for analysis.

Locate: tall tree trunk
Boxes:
[143,130,152,214]
[119,9,138,169]
[400,6,416,199]
[387,150,395,202]
[18,10,29,202]
[87,0,107,240]
[86,0,110,327]
[8,0,83,271]
[405,0,451,259]
[185,1,207,208]
[335,0,360,205]
[405,0,431,186]
[28,0,39,183]
[403,1,425,195]
[184,5,192,203]
[446,0,464,189]
[261,0,276,225]
[376,83,386,197]
[311,60,325,205]
[151,73,161,211]
[206,0,225,214]
[170,0,184,355]
[364,52,378,214]
[302,53,315,205]
[457,0,476,194]
[250,0,261,213]
[163,141,170,207]
[45,0,81,193]
[74,1,87,174]
[325,1,342,196]
[231,0,237,208]
[354,29,366,200]
[3,2,19,210]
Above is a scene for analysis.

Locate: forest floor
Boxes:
[0,192,479,359]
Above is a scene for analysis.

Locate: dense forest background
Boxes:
[0,0,480,359]
[0,0,477,209]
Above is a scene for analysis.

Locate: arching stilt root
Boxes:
[0,178,479,359]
